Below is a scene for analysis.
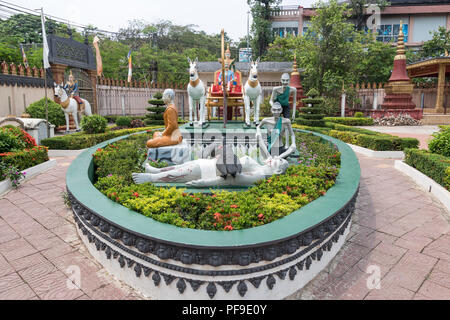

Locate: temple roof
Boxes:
[407,56,450,78]
[197,62,296,73]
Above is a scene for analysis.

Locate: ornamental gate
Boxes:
[47,31,98,113]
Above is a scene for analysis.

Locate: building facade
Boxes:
[271,1,450,48]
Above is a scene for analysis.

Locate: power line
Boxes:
[0,0,119,36]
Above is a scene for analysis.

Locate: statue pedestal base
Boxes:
[147,143,190,165]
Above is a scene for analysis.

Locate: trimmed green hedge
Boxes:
[324,117,374,126]
[41,126,163,150]
[405,149,450,190]
[104,115,144,123]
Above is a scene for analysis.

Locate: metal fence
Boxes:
[96,85,278,119]
[96,85,189,118]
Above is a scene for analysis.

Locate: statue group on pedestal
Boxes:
[132,44,299,188]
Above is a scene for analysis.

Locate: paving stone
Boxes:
[41,243,76,260]
[38,282,84,300]
[417,280,450,300]
[26,270,69,295]
[0,272,24,293]
[0,238,38,262]
[18,261,58,287]
[9,253,48,272]
[0,224,20,244]
[0,283,36,300]
[88,284,127,300]
[365,285,414,300]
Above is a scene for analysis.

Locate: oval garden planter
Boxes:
[66,129,360,300]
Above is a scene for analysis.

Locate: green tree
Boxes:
[358,40,396,83]
[248,0,281,58]
[302,0,365,95]
[420,27,450,59]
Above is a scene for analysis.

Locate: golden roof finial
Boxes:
[394,20,406,61]
[291,52,300,76]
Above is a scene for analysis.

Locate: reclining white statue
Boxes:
[132,155,289,188]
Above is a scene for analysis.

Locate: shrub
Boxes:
[92,132,341,231]
[26,98,66,127]
[329,130,360,145]
[324,117,374,126]
[0,145,49,171]
[0,125,38,155]
[404,149,450,190]
[260,96,272,117]
[328,128,419,151]
[354,112,364,118]
[0,163,26,188]
[428,126,450,157]
[41,126,161,150]
[0,129,26,153]
[81,115,108,134]
[116,116,132,128]
[130,119,145,128]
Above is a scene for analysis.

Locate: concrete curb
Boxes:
[348,144,405,159]
[48,149,87,157]
[0,159,58,196]
[395,160,450,213]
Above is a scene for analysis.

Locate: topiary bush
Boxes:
[428,126,450,157]
[81,115,108,134]
[115,116,132,128]
[26,98,66,127]
[354,112,364,118]
[145,92,166,126]
[296,89,325,127]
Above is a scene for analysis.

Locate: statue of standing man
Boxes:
[270,73,297,121]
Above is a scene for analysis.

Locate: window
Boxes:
[376,24,408,43]
[273,27,298,38]
[286,27,298,36]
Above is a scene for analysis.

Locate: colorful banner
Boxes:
[127,50,132,83]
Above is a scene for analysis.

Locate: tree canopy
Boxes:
[0,14,237,85]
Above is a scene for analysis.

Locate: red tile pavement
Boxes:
[289,155,450,300]
[0,157,143,300]
[0,154,449,300]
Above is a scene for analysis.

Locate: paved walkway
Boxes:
[0,154,449,300]
[358,125,440,150]
[0,157,142,300]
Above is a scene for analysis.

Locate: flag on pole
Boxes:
[20,44,29,69]
[127,49,132,83]
[40,9,50,69]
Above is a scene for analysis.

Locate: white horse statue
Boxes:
[187,57,206,126]
[244,57,262,126]
[53,82,93,132]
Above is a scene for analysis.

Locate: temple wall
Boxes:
[0,84,53,117]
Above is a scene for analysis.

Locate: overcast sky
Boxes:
[9,0,318,41]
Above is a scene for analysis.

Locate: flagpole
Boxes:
[41,8,49,138]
